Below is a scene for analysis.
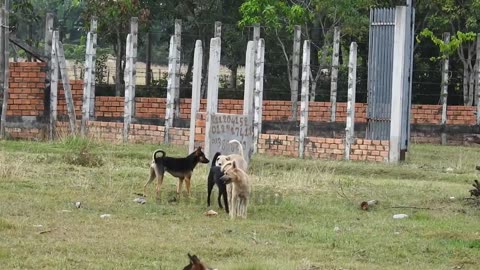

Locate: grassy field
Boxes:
[0,138,479,270]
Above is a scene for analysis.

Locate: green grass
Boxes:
[0,138,479,269]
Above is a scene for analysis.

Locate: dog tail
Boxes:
[152,149,165,163]
[212,152,221,167]
[229,139,244,159]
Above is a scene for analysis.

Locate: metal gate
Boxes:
[366,8,396,140]
[366,5,415,154]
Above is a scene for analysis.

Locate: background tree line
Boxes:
[9,0,480,106]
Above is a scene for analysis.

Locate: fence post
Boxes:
[123,34,133,142]
[89,17,98,119]
[243,41,255,116]
[204,37,221,159]
[291,25,301,121]
[253,39,265,153]
[81,32,93,136]
[122,18,138,143]
[56,39,77,135]
[49,31,59,140]
[44,13,53,110]
[330,26,341,122]
[214,21,222,38]
[476,33,480,125]
[344,42,358,160]
[130,18,138,116]
[440,32,450,145]
[189,40,203,153]
[389,7,407,163]
[164,36,177,143]
[44,13,54,58]
[253,24,260,41]
[0,7,7,139]
[174,19,182,120]
[299,41,311,159]
[145,32,152,86]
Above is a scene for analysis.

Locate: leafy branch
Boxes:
[416,28,476,61]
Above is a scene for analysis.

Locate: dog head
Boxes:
[211,152,222,167]
[220,160,243,185]
[193,147,209,164]
[183,253,213,270]
[215,154,229,167]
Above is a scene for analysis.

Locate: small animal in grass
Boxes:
[221,160,250,219]
[143,147,209,197]
[182,253,216,270]
[207,152,229,213]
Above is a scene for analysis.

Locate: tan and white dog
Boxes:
[220,160,250,219]
[215,140,249,208]
[214,139,248,171]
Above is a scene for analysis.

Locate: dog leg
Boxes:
[207,177,215,207]
[230,194,237,219]
[155,173,164,197]
[220,186,229,214]
[153,164,164,197]
[144,164,156,196]
[177,177,185,196]
[241,197,248,219]
[185,177,192,197]
[227,184,233,210]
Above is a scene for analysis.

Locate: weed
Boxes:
[60,137,104,167]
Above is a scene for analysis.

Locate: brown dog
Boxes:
[144,147,209,197]
[220,160,250,219]
[182,253,215,270]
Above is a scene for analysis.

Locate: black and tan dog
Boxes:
[207,152,229,213]
[144,147,209,197]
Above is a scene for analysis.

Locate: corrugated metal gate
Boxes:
[366,8,396,141]
[366,5,414,154]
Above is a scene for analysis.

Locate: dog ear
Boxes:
[231,161,237,169]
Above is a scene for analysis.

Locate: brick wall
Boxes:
[58,80,83,117]
[87,97,477,125]
[7,62,46,117]
[4,62,479,125]
[411,104,476,125]
[95,96,124,118]
[5,126,45,140]
[257,134,389,162]
[55,121,189,146]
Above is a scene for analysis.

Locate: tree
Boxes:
[83,0,152,96]
[239,0,308,118]
[417,0,480,106]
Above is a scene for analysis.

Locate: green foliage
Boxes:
[61,136,104,167]
[95,53,109,84]
[416,28,477,59]
[239,0,308,31]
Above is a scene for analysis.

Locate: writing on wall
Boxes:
[206,113,253,161]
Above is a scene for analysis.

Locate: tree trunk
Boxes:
[145,32,152,86]
[469,68,475,106]
[184,44,196,91]
[115,31,122,96]
[309,15,322,100]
